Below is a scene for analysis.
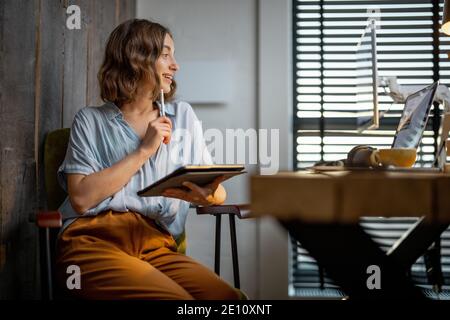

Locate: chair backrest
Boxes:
[44,128,71,210]
[40,128,70,299]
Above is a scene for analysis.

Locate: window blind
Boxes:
[292,0,450,298]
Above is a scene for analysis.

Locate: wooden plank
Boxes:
[64,0,135,124]
[62,0,89,127]
[117,0,136,24]
[0,0,38,299]
[37,0,65,210]
[86,0,117,106]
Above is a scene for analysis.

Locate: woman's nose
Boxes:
[170,58,179,72]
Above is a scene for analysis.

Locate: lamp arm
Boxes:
[380,76,450,110]
[435,85,450,112]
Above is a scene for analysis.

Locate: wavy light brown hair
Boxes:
[98,19,177,106]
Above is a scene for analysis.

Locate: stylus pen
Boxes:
[160,89,166,117]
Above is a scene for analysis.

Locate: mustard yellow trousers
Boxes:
[56,210,240,300]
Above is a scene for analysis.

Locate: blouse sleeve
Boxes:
[57,108,103,192]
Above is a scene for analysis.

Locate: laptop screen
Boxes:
[391,81,438,149]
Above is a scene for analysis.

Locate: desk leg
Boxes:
[282,220,425,300]
[387,216,449,270]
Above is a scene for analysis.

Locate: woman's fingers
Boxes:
[162,188,185,198]
[215,175,227,183]
[162,133,171,144]
[181,182,211,204]
[163,183,216,206]
[160,116,173,129]
[158,126,171,144]
[182,181,207,197]
[157,121,171,128]
[210,175,226,189]
[155,116,173,129]
[163,188,178,194]
[155,125,171,134]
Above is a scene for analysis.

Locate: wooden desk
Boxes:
[250,169,450,299]
[251,170,450,222]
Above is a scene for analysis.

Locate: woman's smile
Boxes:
[162,73,173,84]
[156,34,179,93]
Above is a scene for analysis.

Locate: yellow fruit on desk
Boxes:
[370,148,417,168]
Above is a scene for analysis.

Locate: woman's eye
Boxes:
[162,54,169,58]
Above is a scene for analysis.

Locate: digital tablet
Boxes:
[137,164,246,197]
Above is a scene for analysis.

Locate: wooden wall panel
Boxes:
[86,0,118,107]
[117,0,136,25]
[0,0,136,299]
[37,0,65,209]
[64,0,136,125]
[62,0,89,127]
[0,0,39,299]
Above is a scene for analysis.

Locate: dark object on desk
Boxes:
[311,145,374,170]
[313,159,346,167]
[137,164,246,197]
[346,145,376,167]
[312,145,376,169]
[312,145,423,172]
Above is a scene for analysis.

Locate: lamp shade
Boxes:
[443,0,450,35]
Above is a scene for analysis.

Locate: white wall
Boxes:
[136,0,292,299]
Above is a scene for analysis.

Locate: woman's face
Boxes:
[156,34,179,94]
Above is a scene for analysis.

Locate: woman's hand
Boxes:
[139,116,172,157]
[161,176,227,206]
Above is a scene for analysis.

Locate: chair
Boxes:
[31,128,250,300]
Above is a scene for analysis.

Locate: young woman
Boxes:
[55,19,240,300]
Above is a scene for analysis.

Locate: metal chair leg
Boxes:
[214,214,221,275]
[39,227,53,300]
[229,214,240,289]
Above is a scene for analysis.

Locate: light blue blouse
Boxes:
[57,100,212,239]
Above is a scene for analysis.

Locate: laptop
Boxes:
[391,81,439,150]
[310,81,439,172]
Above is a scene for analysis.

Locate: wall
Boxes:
[258,0,292,299]
[137,0,260,298]
[0,0,136,299]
